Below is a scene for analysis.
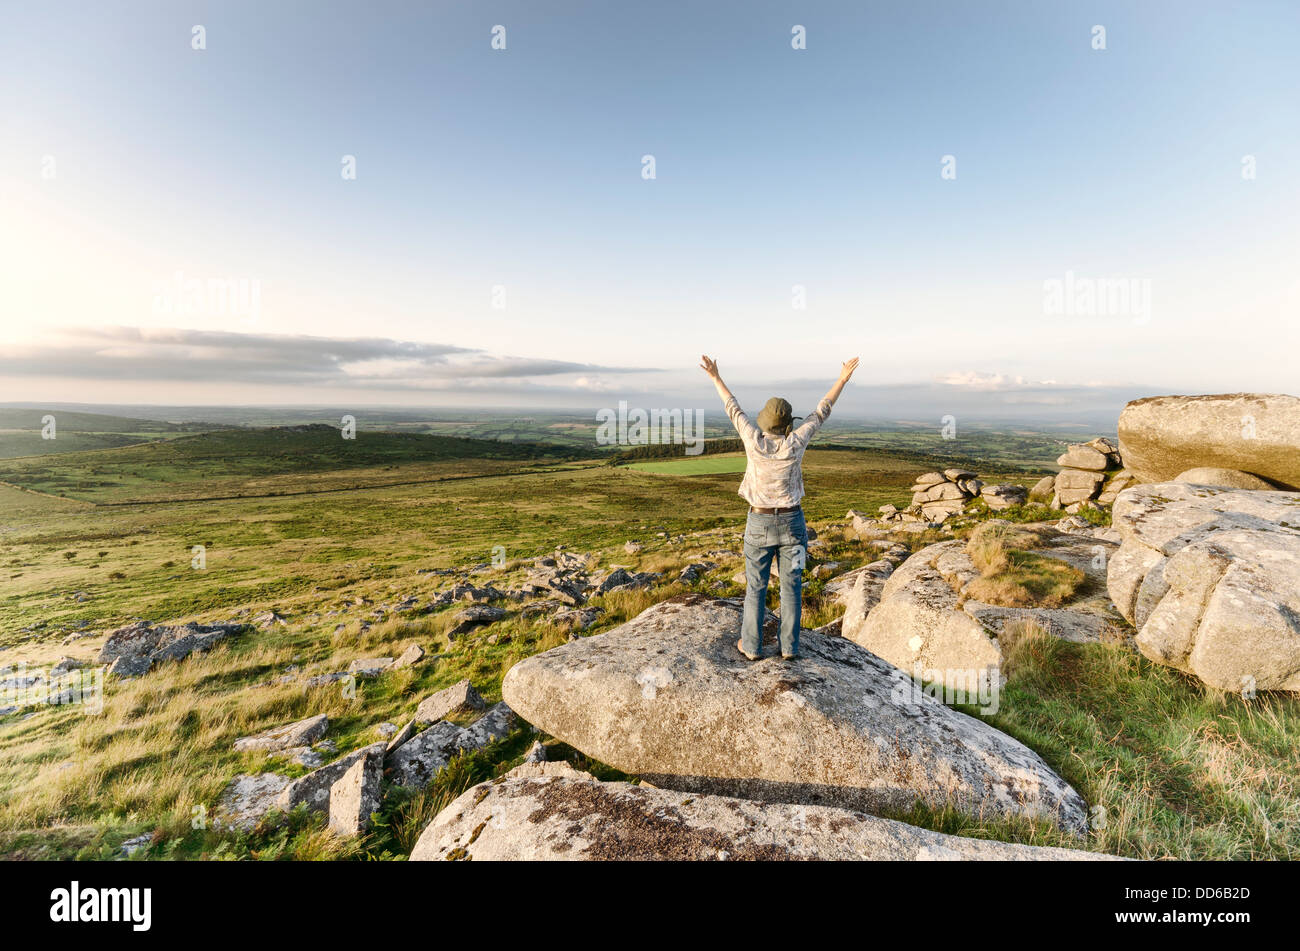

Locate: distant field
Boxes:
[0,408,230,459]
[0,432,175,459]
[0,425,579,503]
[815,424,1101,470]
[624,454,749,475]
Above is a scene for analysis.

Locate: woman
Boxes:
[700,355,859,660]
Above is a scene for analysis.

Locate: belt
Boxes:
[750,505,801,515]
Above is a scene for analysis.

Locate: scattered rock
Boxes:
[598,569,659,594]
[328,749,383,836]
[233,714,329,753]
[278,746,324,768]
[553,607,603,632]
[119,834,153,858]
[107,655,151,679]
[523,740,547,764]
[303,671,349,688]
[50,657,87,676]
[414,679,486,724]
[1029,475,1057,501]
[347,657,393,677]
[677,562,716,584]
[520,598,566,618]
[847,511,887,538]
[385,719,420,754]
[385,703,516,788]
[213,773,292,831]
[97,619,245,677]
[392,644,426,668]
[276,742,388,815]
[448,605,506,638]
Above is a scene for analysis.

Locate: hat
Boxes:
[756,397,795,436]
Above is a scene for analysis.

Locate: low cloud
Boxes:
[0,327,655,388]
[938,371,1064,389]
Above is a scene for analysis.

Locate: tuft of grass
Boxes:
[964,522,1084,607]
[951,633,1300,859]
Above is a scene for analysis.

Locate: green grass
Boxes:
[624,454,750,475]
[920,624,1300,859]
[0,427,1294,861]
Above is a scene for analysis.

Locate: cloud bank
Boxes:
[1,327,655,390]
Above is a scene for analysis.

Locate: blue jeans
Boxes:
[741,508,807,657]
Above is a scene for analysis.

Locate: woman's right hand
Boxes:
[840,357,860,381]
[700,355,720,379]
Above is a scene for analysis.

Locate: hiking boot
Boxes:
[736,639,760,661]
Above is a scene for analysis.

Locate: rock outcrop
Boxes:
[1107,482,1300,691]
[385,702,516,789]
[1032,437,1130,511]
[906,469,982,522]
[844,535,1125,691]
[502,595,1088,832]
[98,620,246,677]
[411,767,1115,861]
[1118,394,1300,490]
[447,605,505,638]
[980,483,1028,511]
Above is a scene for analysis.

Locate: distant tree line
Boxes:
[604,438,745,465]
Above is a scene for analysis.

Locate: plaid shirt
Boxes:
[723,395,832,508]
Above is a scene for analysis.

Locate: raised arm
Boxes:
[789,357,859,444]
[699,355,735,405]
[700,354,758,443]
[822,357,859,407]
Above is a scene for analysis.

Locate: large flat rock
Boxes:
[1108,482,1300,691]
[1118,393,1300,490]
[502,595,1088,832]
[411,768,1115,861]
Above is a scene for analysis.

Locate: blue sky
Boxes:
[1,1,1296,416]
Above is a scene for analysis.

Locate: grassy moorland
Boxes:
[0,408,237,459]
[0,426,1296,861]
